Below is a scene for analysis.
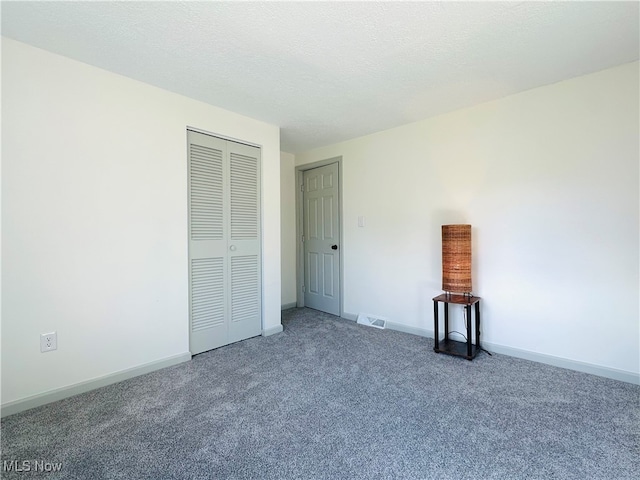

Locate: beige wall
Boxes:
[280,152,297,306]
[294,62,639,378]
[1,38,281,405]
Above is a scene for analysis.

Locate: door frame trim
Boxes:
[295,157,343,316]
[187,126,261,148]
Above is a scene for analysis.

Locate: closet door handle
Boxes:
[229,245,237,251]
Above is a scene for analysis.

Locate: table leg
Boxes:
[475,301,481,349]
[444,302,449,341]
[466,304,472,359]
[433,301,439,352]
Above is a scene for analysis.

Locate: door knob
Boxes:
[230,245,237,251]
[331,245,338,250]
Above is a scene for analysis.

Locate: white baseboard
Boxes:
[1,352,192,418]
[480,341,639,385]
[281,302,297,310]
[346,312,639,385]
[262,324,283,336]
[386,321,434,339]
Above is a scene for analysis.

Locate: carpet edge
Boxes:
[356,314,639,385]
[1,352,192,418]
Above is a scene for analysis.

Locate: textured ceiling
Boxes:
[2,1,638,153]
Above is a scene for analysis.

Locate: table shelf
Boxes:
[434,339,480,360]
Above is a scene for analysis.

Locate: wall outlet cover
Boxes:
[40,332,57,352]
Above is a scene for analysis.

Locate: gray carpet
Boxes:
[1,307,638,479]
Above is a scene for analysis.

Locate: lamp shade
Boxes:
[442,224,472,293]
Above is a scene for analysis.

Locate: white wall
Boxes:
[294,62,639,377]
[1,38,281,405]
[280,152,297,307]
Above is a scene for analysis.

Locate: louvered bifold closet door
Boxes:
[227,141,262,343]
[188,131,229,355]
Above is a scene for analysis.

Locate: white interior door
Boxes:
[188,130,261,355]
[188,133,228,354]
[303,163,340,315]
[227,141,262,343]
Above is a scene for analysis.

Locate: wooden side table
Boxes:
[433,294,481,360]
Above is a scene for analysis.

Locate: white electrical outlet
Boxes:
[40,332,57,352]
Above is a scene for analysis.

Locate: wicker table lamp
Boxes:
[442,224,472,296]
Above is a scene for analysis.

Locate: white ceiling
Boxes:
[2,1,638,153]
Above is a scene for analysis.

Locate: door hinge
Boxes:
[300,184,304,192]
[302,285,306,292]
[301,235,305,242]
